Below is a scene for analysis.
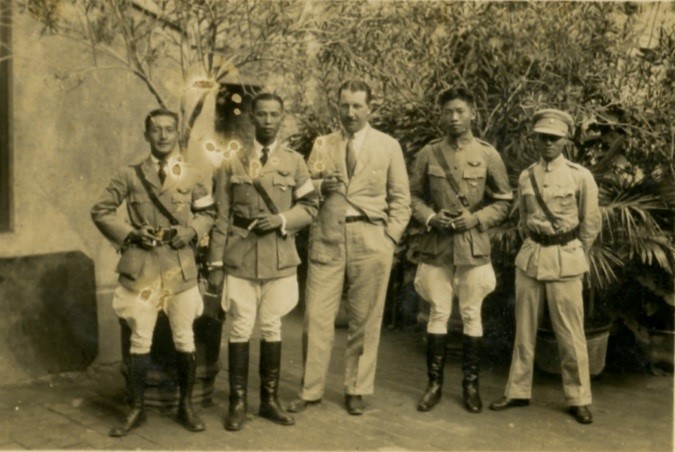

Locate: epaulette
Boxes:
[565,160,585,171]
[526,161,538,170]
[475,138,495,148]
[427,137,444,145]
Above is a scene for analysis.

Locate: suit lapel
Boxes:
[332,133,349,180]
[351,127,375,178]
[141,156,162,190]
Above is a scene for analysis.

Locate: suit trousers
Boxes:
[226,274,298,343]
[414,262,496,337]
[301,221,395,400]
[505,269,592,406]
[112,284,203,354]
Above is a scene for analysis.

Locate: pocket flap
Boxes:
[273,173,296,187]
[463,167,486,179]
[427,165,446,178]
[231,174,252,184]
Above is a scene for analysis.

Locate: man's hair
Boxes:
[437,87,475,108]
[338,80,372,104]
[252,92,284,111]
[145,108,179,131]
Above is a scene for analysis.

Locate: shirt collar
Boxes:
[151,152,178,167]
[541,153,566,171]
[254,139,278,157]
[343,123,370,148]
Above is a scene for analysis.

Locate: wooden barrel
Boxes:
[119,312,224,408]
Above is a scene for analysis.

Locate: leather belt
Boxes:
[529,227,579,246]
[232,215,257,230]
[345,215,369,223]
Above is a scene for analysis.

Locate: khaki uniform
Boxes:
[410,135,512,336]
[208,140,318,342]
[505,154,601,406]
[91,154,215,353]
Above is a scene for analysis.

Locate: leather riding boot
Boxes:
[417,334,447,412]
[110,353,150,437]
[259,340,295,426]
[462,335,483,413]
[225,341,249,431]
[176,352,206,432]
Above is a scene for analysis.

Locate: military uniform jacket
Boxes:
[515,155,601,281]
[410,135,513,266]
[305,126,411,263]
[91,154,215,294]
[208,142,318,280]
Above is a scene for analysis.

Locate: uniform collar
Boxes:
[254,138,278,157]
[541,153,566,171]
[151,152,179,168]
[445,132,474,150]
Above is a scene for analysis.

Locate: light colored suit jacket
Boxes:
[306,125,411,263]
[91,154,215,294]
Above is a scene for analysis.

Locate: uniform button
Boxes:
[338,220,344,224]
[259,208,265,212]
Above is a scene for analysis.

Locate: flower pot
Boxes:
[119,312,224,408]
[535,324,611,376]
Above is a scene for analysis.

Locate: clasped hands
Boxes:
[126,225,196,250]
[429,209,479,232]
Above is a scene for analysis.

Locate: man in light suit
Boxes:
[288,80,411,415]
[91,108,215,436]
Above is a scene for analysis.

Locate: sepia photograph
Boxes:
[0,0,673,450]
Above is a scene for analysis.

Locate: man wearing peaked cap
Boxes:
[532,109,575,137]
[490,108,601,425]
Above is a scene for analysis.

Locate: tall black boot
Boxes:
[176,351,206,432]
[259,340,295,426]
[225,341,249,431]
[417,334,447,411]
[110,353,150,437]
[462,335,483,413]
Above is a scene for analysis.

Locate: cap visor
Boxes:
[533,127,566,137]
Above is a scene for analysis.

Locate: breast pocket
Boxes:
[462,166,486,191]
[230,175,254,207]
[128,193,152,224]
[551,188,576,214]
[427,165,448,199]
[272,173,296,192]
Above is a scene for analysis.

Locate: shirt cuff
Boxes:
[279,214,288,236]
[425,213,435,232]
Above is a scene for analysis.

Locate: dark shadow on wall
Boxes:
[0,251,98,381]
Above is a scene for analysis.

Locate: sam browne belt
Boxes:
[528,227,579,246]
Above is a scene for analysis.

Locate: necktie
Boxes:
[261,147,270,166]
[158,160,168,185]
[346,135,356,179]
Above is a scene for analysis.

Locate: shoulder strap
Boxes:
[133,164,180,226]
[431,144,470,207]
[527,167,561,231]
[232,151,281,215]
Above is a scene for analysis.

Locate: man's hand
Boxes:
[321,170,344,194]
[254,214,283,232]
[449,210,479,232]
[208,268,225,293]
[127,226,158,250]
[428,210,457,231]
[171,226,196,249]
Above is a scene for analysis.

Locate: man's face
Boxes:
[535,133,566,162]
[251,99,284,145]
[144,115,178,158]
[440,98,475,138]
[338,89,370,135]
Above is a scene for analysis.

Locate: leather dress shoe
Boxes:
[489,396,530,411]
[345,394,365,415]
[568,405,593,424]
[287,398,322,413]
